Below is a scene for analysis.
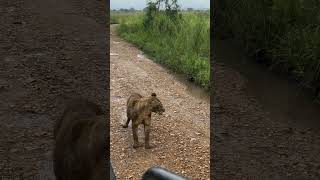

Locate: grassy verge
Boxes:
[111,10,210,89]
[110,11,136,24]
[215,0,320,92]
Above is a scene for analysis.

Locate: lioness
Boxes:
[53,98,107,180]
[123,92,165,149]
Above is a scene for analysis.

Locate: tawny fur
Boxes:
[123,92,165,149]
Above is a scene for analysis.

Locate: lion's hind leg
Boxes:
[122,117,130,128]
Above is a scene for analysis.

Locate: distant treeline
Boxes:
[111,8,209,12]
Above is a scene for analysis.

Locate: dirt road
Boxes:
[110,25,210,180]
[0,0,107,179]
[212,46,320,179]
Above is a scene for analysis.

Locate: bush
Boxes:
[215,0,320,89]
[115,3,210,89]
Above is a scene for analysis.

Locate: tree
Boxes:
[146,0,180,18]
[143,1,158,28]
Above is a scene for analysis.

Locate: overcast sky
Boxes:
[111,0,210,10]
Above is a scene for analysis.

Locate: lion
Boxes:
[122,92,165,149]
[53,98,107,180]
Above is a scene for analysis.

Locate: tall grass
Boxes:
[215,0,320,90]
[110,11,140,24]
[113,10,210,89]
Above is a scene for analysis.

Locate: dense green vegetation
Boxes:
[110,10,138,24]
[215,0,320,91]
[111,3,210,89]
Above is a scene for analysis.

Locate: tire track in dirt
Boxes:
[110,25,210,180]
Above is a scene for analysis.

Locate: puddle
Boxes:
[172,73,209,103]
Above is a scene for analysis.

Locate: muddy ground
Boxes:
[212,54,320,179]
[110,25,210,180]
[0,0,107,179]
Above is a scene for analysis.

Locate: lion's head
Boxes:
[149,93,165,115]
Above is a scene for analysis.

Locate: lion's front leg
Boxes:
[132,124,142,148]
[144,121,155,149]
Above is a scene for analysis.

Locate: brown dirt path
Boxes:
[0,0,107,179]
[212,60,320,179]
[110,25,210,180]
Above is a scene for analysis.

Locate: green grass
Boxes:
[110,11,140,24]
[215,0,320,90]
[111,10,210,89]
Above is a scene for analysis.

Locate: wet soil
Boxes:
[212,39,320,179]
[0,0,107,179]
[110,25,210,180]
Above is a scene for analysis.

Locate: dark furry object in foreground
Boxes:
[53,98,107,180]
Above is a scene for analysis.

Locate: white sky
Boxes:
[111,0,210,10]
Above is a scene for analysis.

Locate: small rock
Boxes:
[25,77,36,83]
[4,57,14,62]
[110,53,119,56]
[13,21,23,25]
[8,7,16,12]
[25,146,36,151]
[10,148,18,153]
[190,138,197,143]
[137,54,145,59]
[64,78,73,83]
[36,131,47,136]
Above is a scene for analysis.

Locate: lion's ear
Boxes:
[151,93,156,97]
